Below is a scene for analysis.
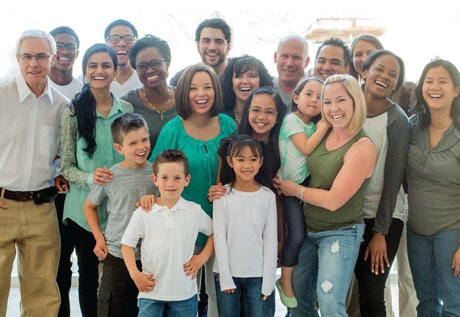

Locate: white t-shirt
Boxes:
[49,77,83,100]
[212,185,278,296]
[110,71,142,98]
[121,197,213,301]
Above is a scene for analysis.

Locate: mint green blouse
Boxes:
[61,96,133,232]
[150,114,237,246]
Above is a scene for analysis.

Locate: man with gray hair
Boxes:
[0,29,69,316]
[273,35,310,107]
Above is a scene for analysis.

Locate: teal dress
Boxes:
[60,96,133,232]
[151,114,237,246]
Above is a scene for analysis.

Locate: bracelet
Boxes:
[296,186,306,201]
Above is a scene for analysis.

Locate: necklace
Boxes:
[142,88,171,120]
[233,109,241,125]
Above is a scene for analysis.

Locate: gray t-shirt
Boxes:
[273,77,293,109]
[407,121,460,235]
[88,163,158,259]
[121,89,177,149]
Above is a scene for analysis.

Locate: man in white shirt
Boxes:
[49,25,82,317]
[0,29,69,317]
[273,35,310,107]
[105,19,142,97]
[49,26,83,99]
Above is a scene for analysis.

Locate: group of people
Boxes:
[0,16,459,317]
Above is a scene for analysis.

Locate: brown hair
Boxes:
[175,63,223,119]
[152,149,189,175]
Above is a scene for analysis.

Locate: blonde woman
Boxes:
[274,74,376,317]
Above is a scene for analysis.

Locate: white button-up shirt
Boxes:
[121,197,213,301]
[0,74,69,191]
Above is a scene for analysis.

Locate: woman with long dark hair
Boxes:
[220,55,272,125]
[60,43,133,316]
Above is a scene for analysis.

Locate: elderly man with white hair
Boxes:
[0,29,69,317]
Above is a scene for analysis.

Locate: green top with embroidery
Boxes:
[60,95,133,232]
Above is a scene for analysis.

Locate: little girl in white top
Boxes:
[213,135,277,317]
[277,76,330,308]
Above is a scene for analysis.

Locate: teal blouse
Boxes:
[61,95,133,232]
[150,114,237,246]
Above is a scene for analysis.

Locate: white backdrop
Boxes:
[2,0,460,83]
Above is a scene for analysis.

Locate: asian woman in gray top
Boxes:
[406,59,460,317]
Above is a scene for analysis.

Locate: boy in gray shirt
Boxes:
[84,113,158,317]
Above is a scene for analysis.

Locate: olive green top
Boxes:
[304,129,369,232]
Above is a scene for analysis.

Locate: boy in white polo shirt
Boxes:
[121,149,214,317]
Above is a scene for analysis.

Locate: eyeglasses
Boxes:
[249,107,278,117]
[136,59,165,72]
[56,42,77,51]
[106,34,136,44]
[18,53,51,63]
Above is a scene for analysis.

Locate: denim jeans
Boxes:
[138,295,198,317]
[290,224,365,317]
[215,274,266,317]
[407,227,460,317]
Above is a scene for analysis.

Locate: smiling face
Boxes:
[248,94,278,142]
[114,126,151,169]
[226,145,263,184]
[232,68,260,104]
[352,40,378,76]
[17,37,53,91]
[363,54,400,99]
[294,80,323,118]
[53,33,78,72]
[275,38,309,87]
[135,46,168,89]
[188,71,215,115]
[153,162,190,203]
[106,25,136,68]
[85,52,116,90]
[197,27,230,68]
[322,82,355,131]
[314,45,350,81]
[422,66,459,113]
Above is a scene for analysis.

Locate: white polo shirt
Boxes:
[0,75,69,191]
[121,197,213,301]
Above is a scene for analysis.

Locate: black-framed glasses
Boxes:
[18,53,51,63]
[56,42,78,51]
[106,34,136,44]
[136,59,165,72]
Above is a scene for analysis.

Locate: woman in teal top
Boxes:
[150,64,236,316]
[274,75,376,316]
[60,44,132,317]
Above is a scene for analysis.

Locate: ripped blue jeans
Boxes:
[290,224,365,317]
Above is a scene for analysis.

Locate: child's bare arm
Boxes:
[184,235,214,280]
[121,244,155,292]
[290,120,330,156]
[83,198,107,259]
